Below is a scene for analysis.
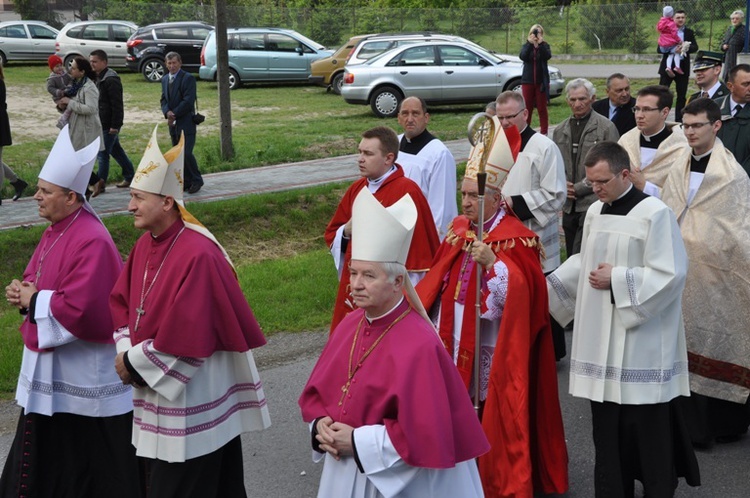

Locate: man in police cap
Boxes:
[687,51,729,103]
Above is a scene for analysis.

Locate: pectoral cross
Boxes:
[338,381,351,406]
[134,307,145,332]
[459,350,472,369]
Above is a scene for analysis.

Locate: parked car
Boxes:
[341,41,565,118]
[346,32,483,67]
[0,21,58,65]
[126,21,214,82]
[309,34,373,95]
[199,28,333,90]
[55,20,137,69]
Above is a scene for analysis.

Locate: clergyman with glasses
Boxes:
[618,85,687,197]
[547,141,700,497]
[552,78,618,257]
[659,97,750,448]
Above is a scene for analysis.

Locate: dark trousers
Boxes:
[659,73,689,122]
[170,127,203,188]
[562,210,586,257]
[521,83,549,135]
[97,130,135,182]
[142,436,247,498]
[592,402,676,498]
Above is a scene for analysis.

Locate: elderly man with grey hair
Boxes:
[552,78,619,256]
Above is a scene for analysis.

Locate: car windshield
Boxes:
[289,31,326,51]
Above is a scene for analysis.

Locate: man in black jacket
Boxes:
[89,50,134,196]
[658,9,698,122]
[592,73,637,136]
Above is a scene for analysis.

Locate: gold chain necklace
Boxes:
[338,307,411,406]
[134,227,185,332]
[36,208,83,281]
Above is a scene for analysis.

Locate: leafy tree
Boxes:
[13,0,63,27]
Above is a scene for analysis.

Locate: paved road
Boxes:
[0,331,747,497]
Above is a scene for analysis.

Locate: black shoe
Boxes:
[11,179,28,201]
[187,183,202,194]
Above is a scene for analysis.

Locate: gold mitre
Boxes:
[131,125,184,201]
[465,118,522,191]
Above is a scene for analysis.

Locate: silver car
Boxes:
[0,21,58,65]
[55,20,138,69]
[341,41,564,118]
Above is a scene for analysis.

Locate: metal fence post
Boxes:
[565,6,570,54]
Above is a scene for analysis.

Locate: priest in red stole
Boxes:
[109,126,271,496]
[416,122,568,497]
[324,126,439,333]
[301,188,489,497]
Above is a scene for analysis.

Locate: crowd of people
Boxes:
[2,12,750,497]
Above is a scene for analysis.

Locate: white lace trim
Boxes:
[482,260,508,320]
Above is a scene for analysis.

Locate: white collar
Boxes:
[365,297,405,323]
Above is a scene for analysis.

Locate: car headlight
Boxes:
[549,70,562,81]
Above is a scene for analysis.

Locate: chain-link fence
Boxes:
[30,1,749,56]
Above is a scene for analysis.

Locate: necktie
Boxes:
[734,104,744,117]
[611,106,619,120]
[699,90,706,98]
[168,75,174,97]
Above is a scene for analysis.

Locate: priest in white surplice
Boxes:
[300,189,488,498]
[547,142,700,497]
[397,96,457,239]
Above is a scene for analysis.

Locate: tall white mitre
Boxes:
[131,125,235,269]
[39,125,100,196]
[351,188,434,328]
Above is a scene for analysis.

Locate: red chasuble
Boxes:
[417,213,569,497]
[324,166,439,333]
[299,299,490,468]
[109,220,266,357]
[21,208,123,351]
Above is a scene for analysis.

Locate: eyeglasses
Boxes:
[680,121,713,130]
[632,106,662,113]
[496,109,524,121]
[582,172,622,188]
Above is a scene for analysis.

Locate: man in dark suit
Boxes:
[658,9,698,122]
[592,73,637,136]
[687,51,729,105]
[161,51,203,194]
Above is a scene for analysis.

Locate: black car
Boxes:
[126,21,214,82]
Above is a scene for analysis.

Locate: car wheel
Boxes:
[0,51,6,66]
[506,78,522,94]
[370,86,402,118]
[64,55,77,71]
[228,69,241,90]
[142,59,166,82]
[331,72,344,95]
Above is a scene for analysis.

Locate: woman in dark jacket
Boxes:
[0,62,28,204]
[721,10,746,82]
[519,23,551,135]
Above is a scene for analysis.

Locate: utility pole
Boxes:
[214,0,234,159]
